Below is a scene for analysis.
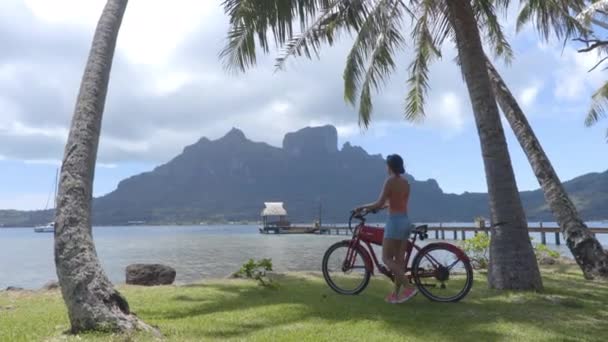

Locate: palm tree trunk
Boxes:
[54,0,157,334]
[486,59,608,280]
[445,0,542,290]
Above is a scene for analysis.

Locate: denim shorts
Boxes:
[384,213,413,240]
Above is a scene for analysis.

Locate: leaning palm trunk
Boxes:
[55,0,157,334]
[486,59,608,280]
[445,0,542,290]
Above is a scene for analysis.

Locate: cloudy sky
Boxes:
[0,0,605,210]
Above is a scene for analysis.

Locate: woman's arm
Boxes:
[355,180,390,212]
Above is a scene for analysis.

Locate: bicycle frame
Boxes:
[325,210,474,301]
[344,209,465,283]
[345,221,423,282]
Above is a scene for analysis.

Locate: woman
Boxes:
[354,154,416,304]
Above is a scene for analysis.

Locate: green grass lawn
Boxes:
[1,266,607,341]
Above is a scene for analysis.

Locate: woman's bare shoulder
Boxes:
[385,176,398,183]
[385,176,403,187]
[397,176,410,189]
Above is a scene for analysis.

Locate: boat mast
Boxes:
[53,168,59,210]
[318,199,322,228]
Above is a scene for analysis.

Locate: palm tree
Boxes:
[446,0,542,290]
[221,0,542,290]
[487,59,608,279]
[586,84,608,141]
[54,0,157,334]
[520,0,608,140]
[510,0,608,279]
[576,1,608,140]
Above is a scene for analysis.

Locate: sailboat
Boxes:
[34,222,54,233]
[34,169,58,233]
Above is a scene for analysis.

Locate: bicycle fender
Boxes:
[420,242,470,263]
[343,240,375,275]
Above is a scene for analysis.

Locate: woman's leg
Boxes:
[383,239,407,294]
[398,240,411,288]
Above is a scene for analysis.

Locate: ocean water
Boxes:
[0,223,606,289]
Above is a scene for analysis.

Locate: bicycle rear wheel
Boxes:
[412,243,473,302]
[322,241,371,295]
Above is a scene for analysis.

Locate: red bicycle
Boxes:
[322,209,473,302]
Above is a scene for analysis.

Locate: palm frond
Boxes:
[343,0,397,106]
[517,0,588,41]
[358,23,405,126]
[274,4,341,71]
[350,0,406,127]
[493,0,512,12]
[220,0,331,72]
[275,0,369,71]
[577,0,608,26]
[473,0,513,63]
[426,0,454,47]
[220,23,258,73]
[586,81,608,127]
[591,17,608,30]
[404,5,442,122]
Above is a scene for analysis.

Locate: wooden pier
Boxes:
[258,202,608,244]
[260,226,320,234]
[316,223,608,245]
[318,226,351,235]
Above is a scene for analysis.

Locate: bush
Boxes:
[462,234,561,270]
[462,233,490,269]
[532,238,560,260]
[234,258,276,287]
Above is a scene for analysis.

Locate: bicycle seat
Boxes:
[413,224,428,233]
[412,225,428,240]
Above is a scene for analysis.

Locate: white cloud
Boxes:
[0,0,476,162]
[24,0,219,66]
[0,64,20,81]
[118,0,219,66]
[0,192,50,210]
[0,96,21,125]
[519,82,542,108]
[23,159,61,166]
[10,122,68,139]
[24,0,105,26]
[335,124,360,139]
[151,70,196,95]
[102,137,150,154]
[554,47,605,101]
[0,0,599,165]
[269,100,291,115]
[22,159,115,168]
[426,92,467,134]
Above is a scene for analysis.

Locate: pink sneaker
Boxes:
[396,287,418,303]
[385,292,399,304]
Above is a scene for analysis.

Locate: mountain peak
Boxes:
[220,127,247,142]
[283,125,338,156]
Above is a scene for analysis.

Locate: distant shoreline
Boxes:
[2,220,608,229]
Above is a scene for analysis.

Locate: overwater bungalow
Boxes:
[260,202,290,234]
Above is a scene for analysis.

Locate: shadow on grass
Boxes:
[131,271,608,341]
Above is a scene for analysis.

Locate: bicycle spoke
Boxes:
[323,243,370,295]
[446,258,461,271]
[413,245,473,302]
[421,253,442,268]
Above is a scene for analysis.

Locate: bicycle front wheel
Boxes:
[322,241,371,295]
[412,243,473,302]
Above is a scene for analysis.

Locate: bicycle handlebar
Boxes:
[348,207,385,233]
[350,207,384,217]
